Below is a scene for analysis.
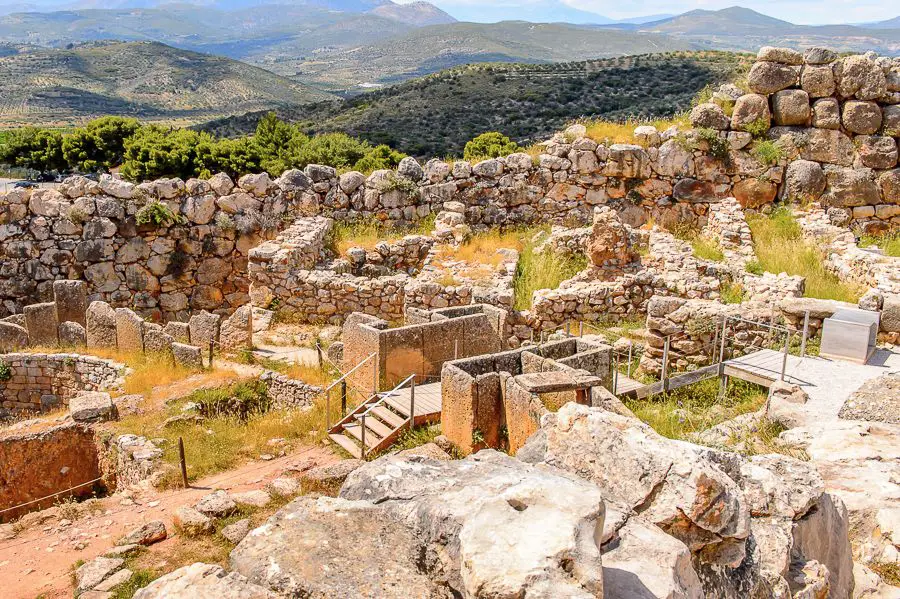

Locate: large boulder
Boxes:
[519,403,854,598]
[842,101,883,135]
[0,322,29,352]
[219,305,252,351]
[785,159,826,202]
[822,166,880,207]
[800,64,836,97]
[232,451,608,598]
[52,279,88,326]
[834,54,887,100]
[690,103,730,130]
[24,301,58,346]
[70,391,117,423]
[133,563,275,599]
[747,61,799,94]
[771,89,810,126]
[856,136,898,170]
[585,207,638,268]
[86,301,117,348]
[731,94,771,132]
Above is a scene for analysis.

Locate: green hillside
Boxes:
[200,51,747,157]
[0,41,333,128]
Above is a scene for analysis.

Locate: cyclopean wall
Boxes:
[1,46,898,320]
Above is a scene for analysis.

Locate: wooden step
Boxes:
[343,423,382,449]
[360,414,393,438]
[370,405,406,428]
[328,433,362,459]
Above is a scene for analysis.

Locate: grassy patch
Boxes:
[746,207,863,302]
[625,378,767,440]
[513,240,588,311]
[719,281,746,304]
[583,115,689,146]
[870,561,900,587]
[669,223,724,262]
[750,140,782,165]
[328,216,434,255]
[113,379,336,485]
[436,229,523,266]
[859,232,900,257]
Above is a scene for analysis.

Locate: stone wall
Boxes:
[0,422,104,522]
[0,352,125,413]
[260,370,322,410]
[2,47,897,323]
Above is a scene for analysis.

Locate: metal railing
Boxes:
[355,373,416,459]
[320,351,376,430]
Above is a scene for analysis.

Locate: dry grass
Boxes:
[859,232,900,257]
[436,230,523,266]
[870,561,900,587]
[746,208,864,302]
[114,380,337,485]
[583,115,689,146]
[513,230,588,311]
[329,214,435,255]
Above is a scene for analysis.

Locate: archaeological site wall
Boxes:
[0,353,124,412]
[0,47,897,332]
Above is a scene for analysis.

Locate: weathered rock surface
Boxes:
[174,506,215,536]
[839,374,900,424]
[299,459,365,497]
[117,520,167,546]
[75,557,124,596]
[69,391,117,422]
[133,563,275,599]
[195,490,237,518]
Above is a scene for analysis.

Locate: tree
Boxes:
[353,144,405,173]
[252,112,306,175]
[62,117,141,173]
[293,133,372,170]
[120,126,215,181]
[0,127,67,173]
[463,132,520,161]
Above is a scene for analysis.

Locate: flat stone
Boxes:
[94,568,133,593]
[53,279,88,326]
[300,460,365,497]
[221,519,252,544]
[70,392,117,423]
[195,490,237,517]
[117,520,167,546]
[232,490,272,509]
[24,302,58,346]
[173,506,214,536]
[133,563,275,599]
[75,557,124,595]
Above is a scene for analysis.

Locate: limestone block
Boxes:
[801,128,854,166]
[0,322,29,352]
[855,135,898,170]
[143,323,174,357]
[834,54,887,100]
[822,166,880,207]
[172,343,203,369]
[811,97,841,129]
[771,89,810,126]
[758,46,803,65]
[879,169,900,203]
[207,172,235,196]
[70,392,117,422]
[689,103,729,130]
[86,301,118,349]
[172,506,214,536]
[24,301,58,346]
[731,94,770,132]
[882,294,900,333]
[162,321,190,343]
[733,178,777,209]
[117,521,167,546]
[188,310,221,348]
[59,321,87,347]
[75,557,124,596]
[884,105,900,136]
[300,460,365,497]
[800,64,835,97]
[803,47,837,64]
[219,305,252,351]
[842,100,882,135]
[132,563,274,599]
[115,308,144,352]
[747,61,798,94]
[53,279,88,326]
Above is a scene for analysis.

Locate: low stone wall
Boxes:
[260,370,322,410]
[0,352,125,413]
[0,422,104,522]
[101,434,166,490]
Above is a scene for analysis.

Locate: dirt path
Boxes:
[0,444,337,599]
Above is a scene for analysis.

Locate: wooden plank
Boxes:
[328,433,362,459]
[362,416,393,438]
[371,405,406,428]
[383,395,411,417]
[344,423,382,449]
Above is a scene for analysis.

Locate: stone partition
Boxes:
[0,352,125,413]
[341,305,506,391]
[260,370,322,410]
[2,46,897,323]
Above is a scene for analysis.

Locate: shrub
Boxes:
[695,127,730,163]
[194,380,271,421]
[859,232,900,257]
[0,359,11,381]
[751,140,782,165]
[374,171,418,196]
[214,212,235,231]
[743,117,770,139]
[745,259,764,275]
[136,200,183,227]
[463,132,520,161]
[719,281,746,304]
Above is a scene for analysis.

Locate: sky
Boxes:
[395,0,895,25]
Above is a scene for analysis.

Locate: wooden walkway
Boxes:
[615,349,806,399]
[328,382,442,458]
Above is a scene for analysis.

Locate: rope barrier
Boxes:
[0,476,105,516]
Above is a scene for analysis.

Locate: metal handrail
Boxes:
[323,352,376,394]
[354,373,416,458]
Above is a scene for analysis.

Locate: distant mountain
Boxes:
[200,51,746,157]
[428,0,615,25]
[370,1,455,26]
[274,21,693,89]
[608,7,900,55]
[0,41,332,127]
[865,16,900,29]
[615,14,676,25]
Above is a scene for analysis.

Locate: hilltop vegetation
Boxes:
[202,52,748,157]
[0,114,405,181]
[0,41,331,128]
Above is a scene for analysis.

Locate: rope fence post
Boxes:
[661,337,670,395]
[800,310,810,357]
[178,437,189,489]
[340,380,347,416]
[208,339,214,368]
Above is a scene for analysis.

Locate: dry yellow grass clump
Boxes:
[436,229,524,266]
[583,115,689,146]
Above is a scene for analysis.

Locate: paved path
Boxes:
[784,348,900,419]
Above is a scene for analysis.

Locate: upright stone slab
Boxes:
[53,280,88,326]
[115,308,144,353]
[172,342,203,369]
[143,323,174,358]
[0,322,29,352]
[162,321,191,343]
[24,302,59,346]
[189,310,221,349]
[86,301,118,348]
[219,305,252,351]
[58,321,87,347]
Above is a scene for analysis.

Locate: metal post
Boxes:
[372,361,378,393]
[316,344,323,370]
[662,337,670,394]
[613,354,619,394]
[780,331,790,382]
[340,380,347,416]
[579,321,584,337]
[712,323,719,366]
[800,310,810,358]
[409,379,416,430]
[325,391,331,431]
[208,339,214,368]
[565,320,570,336]
[177,437,189,489]
[718,317,728,370]
[768,314,776,347]
[627,343,633,377]
[360,413,367,460]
